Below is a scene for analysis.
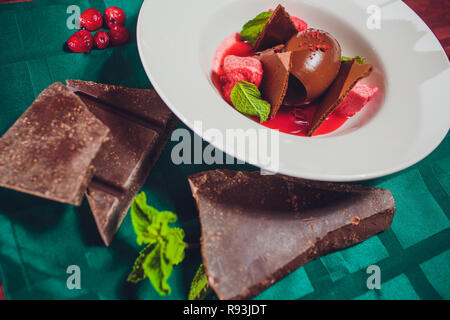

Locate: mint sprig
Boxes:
[240,11,273,45]
[188,264,212,300]
[127,192,187,296]
[341,56,366,64]
[230,81,271,123]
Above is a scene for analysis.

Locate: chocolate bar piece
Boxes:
[66,80,177,246]
[188,170,395,300]
[0,82,109,206]
[253,4,298,52]
[307,60,373,136]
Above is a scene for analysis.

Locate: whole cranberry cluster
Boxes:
[67,7,129,53]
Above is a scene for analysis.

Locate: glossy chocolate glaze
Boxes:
[283,29,342,106]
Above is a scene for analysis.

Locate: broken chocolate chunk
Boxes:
[258,51,292,119]
[253,4,298,52]
[67,80,178,246]
[283,29,342,105]
[307,60,373,136]
[188,170,395,300]
[0,82,109,206]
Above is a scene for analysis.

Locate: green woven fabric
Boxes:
[0,0,448,300]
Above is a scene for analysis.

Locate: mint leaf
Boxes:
[126,244,154,283]
[341,56,366,64]
[128,192,187,296]
[231,81,271,123]
[188,264,212,300]
[240,11,273,45]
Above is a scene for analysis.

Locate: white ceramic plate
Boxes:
[137,0,450,182]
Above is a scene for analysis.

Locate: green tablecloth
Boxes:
[0,0,448,300]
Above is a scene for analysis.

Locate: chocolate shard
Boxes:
[0,82,109,206]
[67,80,178,246]
[253,4,298,52]
[307,60,373,136]
[188,170,395,300]
[259,51,292,119]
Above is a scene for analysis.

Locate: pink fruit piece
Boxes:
[80,8,103,31]
[108,25,129,46]
[334,81,379,117]
[220,55,263,103]
[67,30,94,53]
[94,30,110,49]
[104,6,126,28]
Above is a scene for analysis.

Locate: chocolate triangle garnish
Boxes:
[67,80,177,246]
[253,4,298,52]
[188,170,395,300]
[307,60,373,136]
[258,51,292,119]
[0,82,109,206]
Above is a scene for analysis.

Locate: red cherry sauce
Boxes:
[211,34,349,137]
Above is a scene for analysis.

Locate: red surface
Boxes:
[0,0,448,300]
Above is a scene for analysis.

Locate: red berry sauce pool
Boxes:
[212,34,349,137]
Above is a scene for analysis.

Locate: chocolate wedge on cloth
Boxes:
[307,60,373,136]
[253,4,298,52]
[67,80,178,246]
[188,170,395,300]
[0,82,109,206]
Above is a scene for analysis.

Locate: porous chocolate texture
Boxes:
[188,170,395,300]
[67,80,178,246]
[253,4,298,52]
[0,82,110,206]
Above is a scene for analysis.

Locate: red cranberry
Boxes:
[104,6,126,28]
[108,25,129,46]
[80,8,103,31]
[67,30,94,53]
[94,30,110,49]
